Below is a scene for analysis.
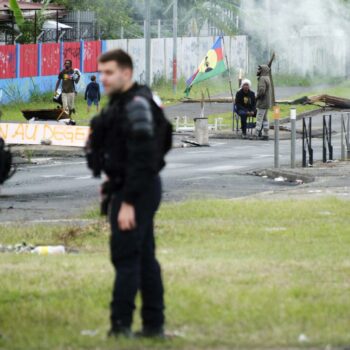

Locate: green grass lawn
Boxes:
[1,197,350,350]
[1,78,350,126]
[0,77,229,125]
[286,80,350,100]
[0,94,109,125]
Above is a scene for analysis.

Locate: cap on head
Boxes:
[241,78,252,89]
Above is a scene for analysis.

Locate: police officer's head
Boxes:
[98,49,133,96]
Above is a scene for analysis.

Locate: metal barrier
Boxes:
[323,115,333,163]
[302,117,313,167]
[341,113,350,160]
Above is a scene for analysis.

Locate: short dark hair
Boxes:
[90,75,96,81]
[65,59,72,65]
[99,49,133,71]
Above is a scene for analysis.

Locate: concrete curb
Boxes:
[8,137,198,161]
[10,145,85,159]
[210,131,292,140]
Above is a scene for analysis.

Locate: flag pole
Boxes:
[222,35,235,132]
[222,36,234,101]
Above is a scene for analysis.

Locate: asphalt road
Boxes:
[0,115,348,223]
[165,86,326,120]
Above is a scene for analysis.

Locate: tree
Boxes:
[56,0,140,39]
[161,0,241,36]
[9,0,51,43]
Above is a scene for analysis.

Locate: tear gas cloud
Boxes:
[240,0,350,77]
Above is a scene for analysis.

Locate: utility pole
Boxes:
[173,0,178,93]
[158,19,161,39]
[145,0,151,86]
[290,108,297,168]
[274,106,280,169]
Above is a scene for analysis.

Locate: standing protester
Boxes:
[255,65,273,141]
[55,60,80,117]
[235,79,256,139]
[85,75,101,113]
[85,49,172,339]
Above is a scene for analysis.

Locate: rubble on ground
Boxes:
[280,94,350,109]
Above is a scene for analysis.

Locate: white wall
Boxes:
[105,36,248,84]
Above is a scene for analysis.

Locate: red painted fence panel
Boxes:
[0,45,16,79]
[41,43,60,76]
[84,41,101,73]
[63,42,81,70]
[20,44,38,77]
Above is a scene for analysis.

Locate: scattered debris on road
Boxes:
[298,333,309,343]
[80,329,99,337]
[279,94,350,109]
[274,176,286,182]
[0,242,78,255]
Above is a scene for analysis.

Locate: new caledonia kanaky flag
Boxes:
[185,36,227,96]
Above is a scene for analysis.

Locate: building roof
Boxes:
[0,1,65,11]
[0,1,66,22]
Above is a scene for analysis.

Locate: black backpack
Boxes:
[86,87,172,178]
[147,97,173,171]
[0,137,15,185]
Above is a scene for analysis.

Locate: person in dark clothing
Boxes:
[89,49,168,339]
[55,59,80,116]
[255,65,273,140]
[235,79,256,139]
[85,75,101,113]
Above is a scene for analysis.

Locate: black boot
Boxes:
[135,326,166,339]
[107,327,134,339]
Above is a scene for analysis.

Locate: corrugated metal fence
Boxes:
[0,36,248,82]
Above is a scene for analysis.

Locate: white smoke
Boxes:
[241,0,350,77]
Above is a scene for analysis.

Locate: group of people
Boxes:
[56,59,273,142]
[55,59,101,116]
[235,64,273,140]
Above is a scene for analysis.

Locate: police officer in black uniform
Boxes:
[87,49,171,339]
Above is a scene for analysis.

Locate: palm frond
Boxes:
[8,0,25,27]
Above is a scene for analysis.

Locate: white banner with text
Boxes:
[0,123,89,147]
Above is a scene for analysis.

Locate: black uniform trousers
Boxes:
[109,175,164,330]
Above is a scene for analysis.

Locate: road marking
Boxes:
[252,154,273,159]
[198,165,245,172]
[41,175,67,178]
[166,163,192,169]
[211,142,226,147]
[182,176,214,181]
[40,175,93,180]
[185,151,214,155]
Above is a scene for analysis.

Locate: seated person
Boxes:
[235,79,256,138]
